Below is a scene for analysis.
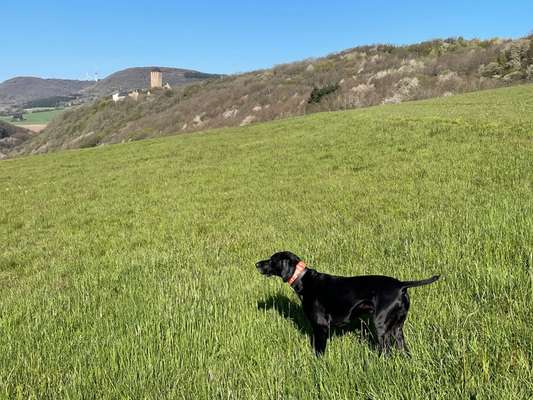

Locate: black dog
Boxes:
[256,251,439,356]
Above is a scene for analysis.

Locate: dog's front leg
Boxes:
[311,323,329,356]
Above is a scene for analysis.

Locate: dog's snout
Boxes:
[256,260,270,274]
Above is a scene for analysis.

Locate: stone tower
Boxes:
[150,68,162,89]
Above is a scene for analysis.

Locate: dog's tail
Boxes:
[401,275,440,289]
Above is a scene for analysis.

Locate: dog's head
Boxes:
[255,251,301,282]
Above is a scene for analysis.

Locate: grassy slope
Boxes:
[0,85,532,399]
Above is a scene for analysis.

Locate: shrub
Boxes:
[527,39,533,64]
[307,83,339,104]
[502,71,524,82]
[163,90,175,98]
[479,62,503,77]
[527,65,533,80]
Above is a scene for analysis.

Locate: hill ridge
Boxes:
[6,35,533,157]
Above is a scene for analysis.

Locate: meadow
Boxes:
[0,85,532,399]
[0,108,65,126]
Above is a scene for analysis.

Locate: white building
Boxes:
[112,91,128,102]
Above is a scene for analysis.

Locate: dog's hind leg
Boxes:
[382,332,396,355]
[393,324,410,355]
[369,317,390,354]
[393,290,410,354]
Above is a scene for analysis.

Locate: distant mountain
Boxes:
[82,67,221,97]
[0,77,93,110]
[0,67,221,110]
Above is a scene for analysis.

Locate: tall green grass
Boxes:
[0,85,532,399]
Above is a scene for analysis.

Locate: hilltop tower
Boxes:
[150,68,162,89]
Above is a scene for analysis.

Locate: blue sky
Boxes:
[1,0,532,82]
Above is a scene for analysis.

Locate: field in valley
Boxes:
[0,108,65,132]
[0,85,532,399]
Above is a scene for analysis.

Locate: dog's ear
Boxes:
[280,259,293,282]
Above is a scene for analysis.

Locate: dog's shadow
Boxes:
[257,293,372,344]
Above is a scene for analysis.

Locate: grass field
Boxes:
[0,85,532,399]
[0,108,66,126]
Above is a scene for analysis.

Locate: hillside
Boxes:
[81,67,221,97]
[12,35,533,157]
[0,77,92,110]
[0,121,32,159]
[1,85,531,398]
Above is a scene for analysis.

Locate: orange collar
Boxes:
[287,261,307,286]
